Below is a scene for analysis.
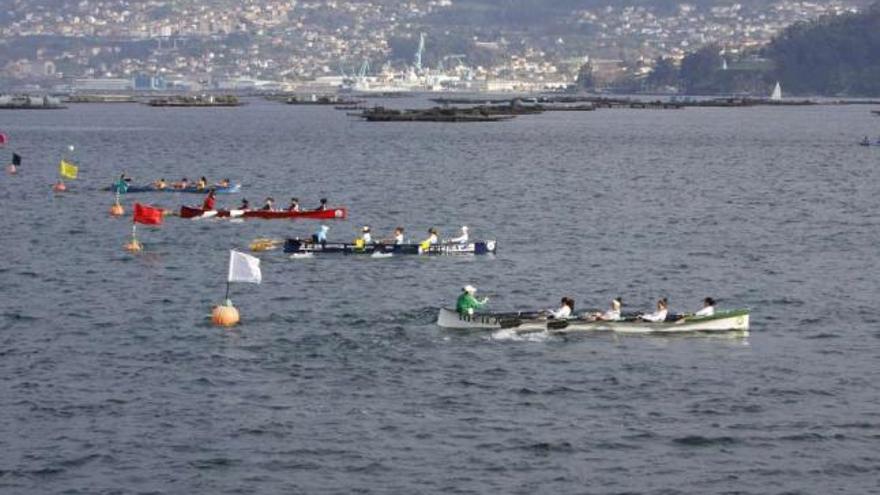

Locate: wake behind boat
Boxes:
[284,239,497,255]
[436,307,749,334]
[180,205,347,220]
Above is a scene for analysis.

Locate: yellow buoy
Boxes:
[110,203,125,216]
[124,239,142,252]
[211,303,240,327]
[52,181,67,192]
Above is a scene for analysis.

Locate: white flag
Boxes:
[228,250,261,284]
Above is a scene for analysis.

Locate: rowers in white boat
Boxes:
[675,297,715,323]
[638,298,669,322]
[437,294,749,334]
[546,297,575,320]
[587,297,623,321]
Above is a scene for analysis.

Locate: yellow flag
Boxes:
[59,160,78,179]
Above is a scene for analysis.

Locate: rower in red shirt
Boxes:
[202,189,216,210]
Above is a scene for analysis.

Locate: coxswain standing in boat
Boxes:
[639,298,669,322]
[261,197,275,211]
[547,297,575,319]
[456,285,489,316]
[202,189,216,211]
[287,198,301,212]
[313,225,330,245]
[447,226,469,244]
[589,297,623,321]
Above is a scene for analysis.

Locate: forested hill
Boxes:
[764,3,880,95]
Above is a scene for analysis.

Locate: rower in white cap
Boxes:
[448,226,469,244]
[456,285,489,316]
[588,297,623,321]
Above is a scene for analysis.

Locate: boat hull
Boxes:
[104,184,241,194]
[559,311,750,334]
[283,239,496,255]
[436,308,749,334]
[180,205,347,220]
[436,308,546,330]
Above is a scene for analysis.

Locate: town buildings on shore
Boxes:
[0,0,862,94]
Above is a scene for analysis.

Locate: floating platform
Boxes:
[358,106,516,122]
[0,95,65,109]
[146,95,242,107]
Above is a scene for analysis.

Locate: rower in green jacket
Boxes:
[456,285,489,316]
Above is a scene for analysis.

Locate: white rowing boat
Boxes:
[436,308,749,334]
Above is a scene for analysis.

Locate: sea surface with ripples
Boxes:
[1,99,879,494]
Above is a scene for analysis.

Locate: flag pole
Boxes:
[224,250,232,306]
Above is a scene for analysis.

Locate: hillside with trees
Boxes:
[763,2,880,95]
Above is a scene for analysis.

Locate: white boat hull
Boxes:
[436,307,543,330]
[436,308,749,335]
[560,313,749,334]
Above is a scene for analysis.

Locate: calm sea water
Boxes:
[1,99,879,494]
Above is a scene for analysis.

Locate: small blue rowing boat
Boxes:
[103,183,241,194]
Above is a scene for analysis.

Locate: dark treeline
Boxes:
[763,2,880,96]
[641,2,880,96]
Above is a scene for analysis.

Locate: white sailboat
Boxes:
[770,81,782,101]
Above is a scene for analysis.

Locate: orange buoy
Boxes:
[124,239,142,252]
[52,181,67,192]
[5,164,16,175]
[211,303,240,327]
[110,203,125,216]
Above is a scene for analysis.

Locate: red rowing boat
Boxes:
[179,205,347,220]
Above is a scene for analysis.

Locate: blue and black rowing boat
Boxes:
[283,239,497,256]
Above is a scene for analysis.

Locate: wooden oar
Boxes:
[497,310,548,330]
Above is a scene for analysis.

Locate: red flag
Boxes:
[133,203,163,225]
